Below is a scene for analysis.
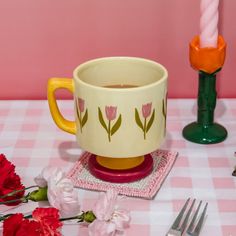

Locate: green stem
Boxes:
[197,70,218,126]
[79,111,82,133]
[60,216,82,222]
[108,120,111,142]
[162,98,167,133]
[0,211,96,224]
[20,214,82,222]
[76,105,82,133]
[144,118,147,139]
[0,213,80,222]
[61,211,96,223]
[0,213,14,222]
[0,197,27,205]
[0,214,82,222]
[0,185,38,199]
[0,213,32,222]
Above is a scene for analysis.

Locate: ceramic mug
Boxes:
[47,57,168,158]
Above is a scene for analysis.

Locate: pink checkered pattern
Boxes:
[0,99,236,236]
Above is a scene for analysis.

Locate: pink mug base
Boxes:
[88,154,153,183]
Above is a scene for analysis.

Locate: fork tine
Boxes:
[187,200,202,233]
[192,202,208,235]
[171,198,190,229]
[178,199,196,233]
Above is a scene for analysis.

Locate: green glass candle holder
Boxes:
[183,35,227,144]
[182,69,227,144]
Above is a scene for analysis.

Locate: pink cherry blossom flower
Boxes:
[142,103,152,118]
[88,189,131,236]
[35,167,80,218]
[105,106,117,121]
[47,172,80,218]
[110,209,131,231]
[78,98,85,113]
[88,220,116,236]
[93,189,117,221]
[34,167,62,188]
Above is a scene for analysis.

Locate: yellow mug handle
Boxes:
[47,78,76,134]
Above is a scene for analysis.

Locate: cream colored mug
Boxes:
[47,57,168,160]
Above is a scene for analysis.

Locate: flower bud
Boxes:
[83,211,96,223]
[28,187,48,202]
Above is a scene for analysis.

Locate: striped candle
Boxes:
[200,0,219,48]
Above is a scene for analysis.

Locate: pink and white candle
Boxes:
[200,0,219,48]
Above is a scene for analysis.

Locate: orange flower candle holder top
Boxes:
[182,35,227,144]
[189,35,226,74]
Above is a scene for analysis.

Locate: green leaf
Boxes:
[76,103,81,120]
[98,107,108,132]
[146,109,155,133]
[135,108,144,131]
[162,99,165,115]
[82,109,88,127]
[111,114,122,136]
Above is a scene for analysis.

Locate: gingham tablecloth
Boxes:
[0,99,236,236]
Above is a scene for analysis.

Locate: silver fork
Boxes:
[166,198,208,236]
[186,201,208,236]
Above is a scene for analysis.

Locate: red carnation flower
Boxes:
[0,153,14,173]
[32,207,62,236]
[3,208,62,236]
[3,213,43,236]
[1,172,25,205]
[0,154,25,206]
[16,220,43,236]
[2,213,24,236]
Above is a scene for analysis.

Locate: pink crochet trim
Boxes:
[67,150,178,199]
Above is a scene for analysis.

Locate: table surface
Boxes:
[0,99,236,236]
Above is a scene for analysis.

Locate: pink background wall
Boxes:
[0,0,235,99]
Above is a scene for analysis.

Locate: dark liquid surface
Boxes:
[104,84,138,89]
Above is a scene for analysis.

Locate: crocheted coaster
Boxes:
[67,150,178,199]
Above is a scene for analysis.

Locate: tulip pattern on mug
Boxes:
[135,103,155,139]
[98,106,122,142]
[162,93,167,135]
[76,98,88,133]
